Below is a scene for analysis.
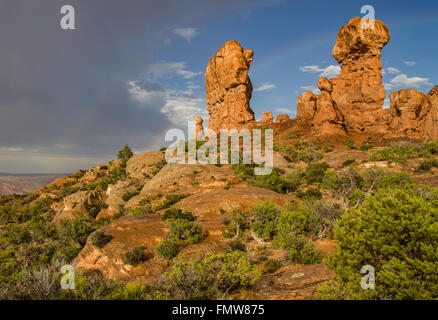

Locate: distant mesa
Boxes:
[197,17,438,141]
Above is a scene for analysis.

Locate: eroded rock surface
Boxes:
[206,40,256,132]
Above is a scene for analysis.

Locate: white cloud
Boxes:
[387,67,400,75]
[148,61,202,79]
[384,74,431,90]
[0,147,24,152]
[128,81,208,127]
[300,85,320,95]
[404,61,417,67]
[299,65,341,78]
[382,98,390,109]
[254,83,275,92]
[275,108,296,116]
[173,28,199,42]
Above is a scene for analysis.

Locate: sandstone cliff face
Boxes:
[206,40,256,132]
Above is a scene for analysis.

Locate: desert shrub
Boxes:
[164,251,259,299]
[161,207,194,221]
[91,231,113,249]
[105,282,169,300]
[88,202,108,219]
[305,200,343,238]
[155,238,180,260]
[227,239,246,252]
[232,163,255,180]
[249,169,298,194]
[359,141,373,151]
[221,212,248,239]
[287,235,321,264]
[370,142,419,164]
[122,191,140,202]
[375,172,413,189]
[124,205,152,217]
[344,139,356,150]
[124,246,151,266]
[250,201,281,241]
[304,162,330,185]
[262,259,282,274]
[416,158,438,173]
[342,159,356,167]
[317,187,438,299]
[296,187,322,201]
[155,194,188,211]
[419,139,438,156]
[168,218,205,244]
[117,144,134,163]
[56,215,95,247]
[156,210,205,260]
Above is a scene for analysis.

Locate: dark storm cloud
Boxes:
[0,0,270,172]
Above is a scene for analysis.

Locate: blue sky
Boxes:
[0,0,437,173]
[151,0,438,120]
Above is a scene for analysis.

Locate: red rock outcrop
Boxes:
[261,111,273,124]
[330,17,390,133]
[297,78,345,136]
[194,116,204,139]
[389,86,438,140]
[296,17,391,135]
[275,114,290,123]
[206,40,256,132]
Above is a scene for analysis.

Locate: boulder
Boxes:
[74,215,169,284]
[261,111,273,124]
[53,190,104,223]
[125,151,165,180]
[275,114,290,123]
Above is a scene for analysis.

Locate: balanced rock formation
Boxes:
[206,40,256,132]
[261,111,273,124]
[330,17,390,133]
[297,17,390,135]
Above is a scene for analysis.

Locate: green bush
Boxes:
[249,169,299,194]
[296,187,322,201]
[317,187,438,299]
[221,212,248,239]
[117,144,134,163]
[162,207,194,221]
[122,191,140,202]
[155,194,188,211]
[155,238,180,260]
[250,201,281,241]
[91,231,113,249]
[168,218,205,244]
[262,259,282,274]
[165,252,259,299]
[416,158,438,173]
[304,162,330,185]
[370,142,419,164]
[124,246,151,266]
[227,239,246,252]
[57,215,95,247]
[344,139,356,150]
[342,159,356,167]
[287,235,321,264]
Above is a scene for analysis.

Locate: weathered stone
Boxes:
[330,17,390,133]
[261,111,273,124]
[275,114,290,123]
[206,40,256,132]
